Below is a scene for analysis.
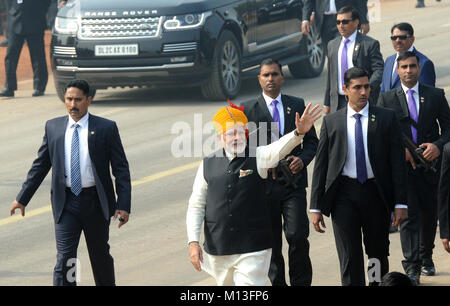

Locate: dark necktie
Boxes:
[341,38,350,90]
[407,89,418,143]
[71,123,82,196]
[271,99,281,134]
[353,113,367,184]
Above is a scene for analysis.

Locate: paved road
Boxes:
[1,0,450,286]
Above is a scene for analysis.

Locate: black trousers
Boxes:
[4,31,48,91]
[53,187,115,286]
[321,14,339,56]
[400,166,438,274]
[268,182,312,286]
[331,177,390,286]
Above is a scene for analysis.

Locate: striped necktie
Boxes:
[71,123,82,196]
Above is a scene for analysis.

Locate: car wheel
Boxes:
[288,24,325,78]
[56,83,66,102]
[201,30,241,101]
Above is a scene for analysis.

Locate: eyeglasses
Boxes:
[390,35,411,41]
[336,19,353,25]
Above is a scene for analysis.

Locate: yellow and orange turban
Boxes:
[213,101,248,135]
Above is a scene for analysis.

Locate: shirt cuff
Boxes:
[310,209,321,213]
[394,204,408,209]
[302,20,310,23]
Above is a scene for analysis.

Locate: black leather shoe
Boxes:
[0,88,14,97]
[407,273,420,286]
[0,39,8,47]
[32,90,45,97]
[415,1,425,7]
[421,265,436,276]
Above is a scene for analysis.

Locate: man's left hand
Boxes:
[419,143,440,161]
[286,156,304,174]
[114,210,129,228]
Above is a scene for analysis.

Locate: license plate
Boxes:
[95,44,139,56]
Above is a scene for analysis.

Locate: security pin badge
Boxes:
[286,107,291,115]
[370,114,376,122]
[420,96,425,104]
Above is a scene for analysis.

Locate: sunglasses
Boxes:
[390,35,411,41]
[336,19,353,25]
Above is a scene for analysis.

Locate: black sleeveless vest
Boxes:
[202,148,273,255]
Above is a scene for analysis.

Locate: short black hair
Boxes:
[65,79,91,97]
[260,58,283,75]
[391,22,414,36]
[337,6,360,21]
[397,51,420,67]
[380,272,415,286]
[344,67,369,87]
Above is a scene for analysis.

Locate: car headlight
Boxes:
[163,12,211,31]
[54,17,79,35]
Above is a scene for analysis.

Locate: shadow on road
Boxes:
[90,78,262,107]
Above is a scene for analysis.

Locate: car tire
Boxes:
[201,30,241,101]
[56,83,96,102]
[288,24,325,79]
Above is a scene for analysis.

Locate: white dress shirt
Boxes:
[325,0,337,15]
[186,130,304,244]
[401,82,420,114]
[64,113,96,188]
[342,103,375,179]
[338,30,358,95]
[310,103,407,213]
[262,92,285,136]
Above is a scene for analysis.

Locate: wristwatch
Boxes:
[294,130,302,136]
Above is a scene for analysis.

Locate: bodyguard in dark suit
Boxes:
[242,59,318,286]
[378,51,450,284]
[438,143,450,254]
[301,0,370,48]
[0,0,50,97]
[324,6,384,115]
[381,23,436,93]
[311,67,407,286]
[10,79,131,286]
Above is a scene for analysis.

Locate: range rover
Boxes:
[51,0,325,101]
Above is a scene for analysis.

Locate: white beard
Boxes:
[224,141,246,156]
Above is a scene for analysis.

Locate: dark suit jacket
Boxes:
[302,0,369,25]
[378,84,450,184]
[378,84,450,155]
[325,31,384,112]
[7,0,50,35]
[438,143,450,239]
[310,105,406,216]
[16,114,131,223]
[381,48,436,93]
[242,94,319,189]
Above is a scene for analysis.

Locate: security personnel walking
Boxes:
[0,0,51,97]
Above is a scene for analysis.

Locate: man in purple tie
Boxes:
[324,6,384,114]
[242,59,319,286]
[311,67,408,286]
[378,51,450,285]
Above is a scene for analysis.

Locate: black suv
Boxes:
[51,0,325,101]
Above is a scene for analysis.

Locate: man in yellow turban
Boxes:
[186,102,321,285]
